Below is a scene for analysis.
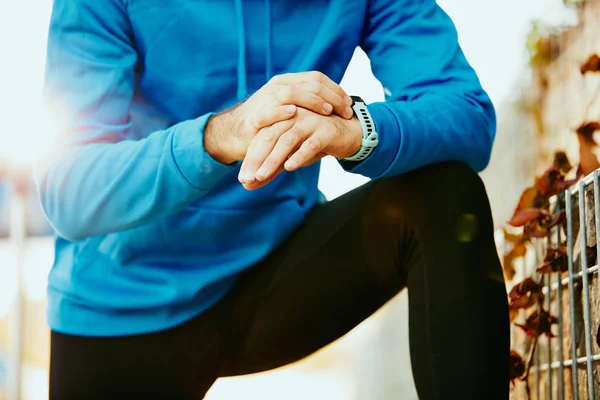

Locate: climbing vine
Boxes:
[506,52,600,398]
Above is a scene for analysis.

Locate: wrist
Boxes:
[335,116,362,160]
[204,112,237,165]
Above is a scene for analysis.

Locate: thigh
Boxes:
[49,313,221,400]
[215,176,408,377]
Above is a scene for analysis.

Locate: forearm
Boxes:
[381,92,494,174]
[35,115,237,241]
[352,0,496,179]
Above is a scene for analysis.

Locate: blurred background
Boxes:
[0,0,595,398]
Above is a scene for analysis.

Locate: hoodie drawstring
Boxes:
[234,0,247,101]
[234,0,272,101]
[264,0,272,81]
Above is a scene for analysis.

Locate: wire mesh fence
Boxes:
[524,171,600,399]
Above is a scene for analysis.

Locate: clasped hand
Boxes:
[238,72,362,191]
[204,71,362,191]
[239,106,362,190]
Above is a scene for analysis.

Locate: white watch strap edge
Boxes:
[343,99,378,162]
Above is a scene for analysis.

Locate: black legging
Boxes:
[50,162,510,399]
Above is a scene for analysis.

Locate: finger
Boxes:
[243,165,286,191]
[295,81,353,119]
[284,134,327,172]
[271,71,353,107]
[285,153,326,172]
[255,125,308,182]
[304,70,353,108]
[238,119,293,184]
[276,85,334,117]
[248,104,297,132]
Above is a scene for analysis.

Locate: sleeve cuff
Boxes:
[339,102,401,179]
[171,114,240,192]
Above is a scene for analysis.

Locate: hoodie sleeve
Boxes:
[36,0,238,241]
[341,0,496,178]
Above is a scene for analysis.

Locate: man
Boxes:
[39,0,509,398]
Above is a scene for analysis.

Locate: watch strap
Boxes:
[343,96,378,162]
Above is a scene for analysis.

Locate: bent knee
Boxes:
[422,161,485,196]
[376,162,487,205]
[369,162,491,235]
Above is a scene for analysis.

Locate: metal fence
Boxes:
[525,170,600,399]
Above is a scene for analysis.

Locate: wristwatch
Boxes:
[342,96,379,162]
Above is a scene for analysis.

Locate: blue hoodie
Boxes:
[38,0,496,336]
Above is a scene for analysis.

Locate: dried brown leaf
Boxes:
[509,277,544,310]
[537,247,568,274]
[509,350,526,384]
[577,122,600,146]
[512,186,541,218]
[509,208,546,227]
[535,167,576,198]
[510,166,573,227]
[524,211,565,239]
[553,151,573,174]
[536,168,561,197]
[516,309,558,338]
[577,125,600,176]
[581,54,600,74]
